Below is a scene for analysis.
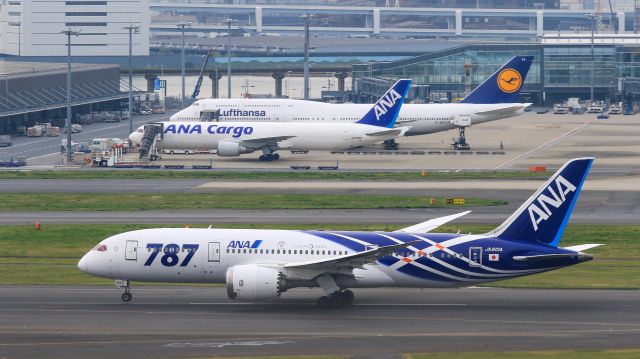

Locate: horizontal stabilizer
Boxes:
[562,244,603,252]
[513,252,594,263]
[395,211,471,233]
[474,104,531,117]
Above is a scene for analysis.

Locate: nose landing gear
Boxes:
[116,279,132,302]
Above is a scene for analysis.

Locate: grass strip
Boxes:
[404,349,640,359]
[0,193,504,211]
[0,224,638,288]
[0,169,550,181]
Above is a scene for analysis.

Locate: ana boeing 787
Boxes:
[79,157,599,308]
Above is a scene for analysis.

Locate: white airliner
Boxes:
[130,80,411,161]
[169,56,533,138]
[79,158,600,308]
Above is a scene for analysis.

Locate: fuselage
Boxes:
[170,99,529,136]
[131,121,405,152]
[78,227,586,289]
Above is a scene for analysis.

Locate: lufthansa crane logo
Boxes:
[497,68,522,93]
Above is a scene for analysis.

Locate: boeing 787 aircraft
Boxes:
[79,158,599,308]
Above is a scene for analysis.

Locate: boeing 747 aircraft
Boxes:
[79,158,599,308]
[169,56,533,148]
[129,79,411,161]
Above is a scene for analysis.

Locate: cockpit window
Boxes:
[94,244,107,252]
[137,128,143,133]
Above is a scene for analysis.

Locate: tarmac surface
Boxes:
[0,286,638,359]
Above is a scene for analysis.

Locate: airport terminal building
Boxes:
[351,36,640,106]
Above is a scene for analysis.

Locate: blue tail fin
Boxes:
[490,158,594,247]
[356,79,411,128]
[459,56,533,104]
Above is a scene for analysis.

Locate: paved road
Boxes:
[0,183,637,224]
[0,286,638,359]
[0,112,172,162]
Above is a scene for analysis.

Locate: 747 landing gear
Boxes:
[383,139,399,150]
[116,280,132,302]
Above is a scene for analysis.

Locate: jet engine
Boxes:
[217,141,252,157]
[225,264,286,301]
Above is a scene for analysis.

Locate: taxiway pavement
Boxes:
[0,286,638,359]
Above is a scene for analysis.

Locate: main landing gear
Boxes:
[317,289,354,309]
[117,280,132,302]
[315,274,354,309]
[258,153,280,161]
[383,139,399,150]
[259,146,281,161]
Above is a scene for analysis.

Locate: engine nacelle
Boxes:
[217,141,252,157]
[225,264,286,301]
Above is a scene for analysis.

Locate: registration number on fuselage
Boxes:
[144,243,199,267]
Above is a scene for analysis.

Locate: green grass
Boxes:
[0,193,504,211]
[0,224,638,287]
[0,169,550,181]
[404,349,640,359]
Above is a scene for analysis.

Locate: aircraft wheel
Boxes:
[273,153,280,160]
[317,296,331,308]
[341,289,354,304]
[330,292,346,308]
[259,155,267,161]
[121,292,132,302]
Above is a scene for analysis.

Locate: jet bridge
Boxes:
[139,123,164,160]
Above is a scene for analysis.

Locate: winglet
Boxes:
[459,56,533,104]
[356,79,411,128]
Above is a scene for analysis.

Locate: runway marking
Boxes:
[163,340,292,348]
[494,120,593,170]
[1,307,638,329]
[2,329,640,347]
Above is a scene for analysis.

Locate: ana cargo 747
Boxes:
[79,158,600,308]
[129,79,411,161]
[170,56,533,147]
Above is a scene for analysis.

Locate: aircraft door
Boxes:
[208,242,220,262]
[469,247,482,267]
[125,240,138,261]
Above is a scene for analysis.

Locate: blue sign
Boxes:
[154,78,161,91]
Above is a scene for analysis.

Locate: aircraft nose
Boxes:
[128,131,141,146]
[77,254,89,273]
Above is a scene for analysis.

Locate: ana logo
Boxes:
[496,68,522,94]
[227,240,262,249]
[374,89,402,120]
[527,175,577,231]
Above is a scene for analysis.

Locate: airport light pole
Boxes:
[123,24,140,136]
[587,13,596,104]
[225,18,234,98]
[177,21,192,109]
[61,29,80,165]
[303,13,310,100]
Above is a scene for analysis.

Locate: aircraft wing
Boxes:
[277,240,420,280]
[474,104,531,117]
[395,211,471,233]
[239,136,297,149]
